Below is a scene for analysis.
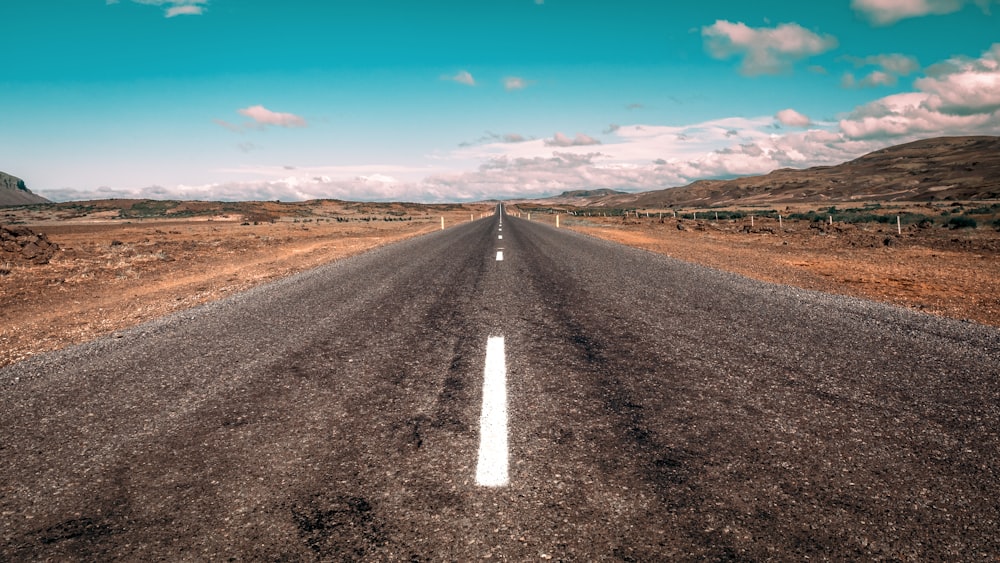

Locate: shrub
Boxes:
[946,216,977,229]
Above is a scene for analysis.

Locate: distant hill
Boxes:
[556,189,626,198]
[0,172,50,206]
[526,136,1000,208]
[528,188,630,206]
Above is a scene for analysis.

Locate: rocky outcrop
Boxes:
[1,225,59,264]
[0,172,50,206]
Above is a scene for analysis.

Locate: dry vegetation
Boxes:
[1,199,491,367]
[513,201,1000,329]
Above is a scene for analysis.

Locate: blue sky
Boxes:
[2,0,999,202]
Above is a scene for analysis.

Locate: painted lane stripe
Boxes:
[498,235,503,240]
[476,336,508,487]
[496,250,503,261]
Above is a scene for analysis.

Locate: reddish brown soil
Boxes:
[1,205,486,367]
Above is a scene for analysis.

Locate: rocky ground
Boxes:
[2,200,998,368]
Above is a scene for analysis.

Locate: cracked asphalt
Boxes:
[2,206,998,560]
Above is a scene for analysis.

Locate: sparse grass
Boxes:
[965,204,1000,215]
[787,210,935,226]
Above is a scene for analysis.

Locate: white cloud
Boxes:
[776,108,812,127]
[113,0,209,17]
[864,53,921,75]
[851,0,998,25]
[459,132,531,147]
[842,53,921,88]
[165,5,203,17]
[443,70,476,86]
[843,70,899,88]
[544,132,602,147]
[503,76,529,91]
[702,20,838,75]
[238,105,307,128]
[862,70,897,86]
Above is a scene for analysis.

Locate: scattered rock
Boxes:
[1,225,59,264]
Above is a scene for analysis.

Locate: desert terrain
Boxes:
[3,196,999,368]
[1,199,492,367]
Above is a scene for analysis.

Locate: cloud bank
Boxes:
[840,44,1000,138]
[38,46,1000,204]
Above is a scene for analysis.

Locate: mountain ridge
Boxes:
[524,136,1000,208]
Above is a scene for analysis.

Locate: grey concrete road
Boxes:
[2,206,998,560]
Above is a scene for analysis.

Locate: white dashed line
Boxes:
[498,235,503,240]
[476,336,508,487]
[496,250,503,261]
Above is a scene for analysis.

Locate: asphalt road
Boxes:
[2,206,998,560]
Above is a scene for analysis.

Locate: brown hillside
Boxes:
[528,136,1000,208]
[0,172,50,207]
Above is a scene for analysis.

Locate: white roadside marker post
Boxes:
[897,215,902,235]
[441,216,445,230]
[556,215,560,228]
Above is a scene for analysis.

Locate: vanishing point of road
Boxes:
[2,206,998,560]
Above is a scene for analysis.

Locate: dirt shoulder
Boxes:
[561,214,999,329]
[1,204,487,367]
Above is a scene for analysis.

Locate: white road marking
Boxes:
[476,336,508,487]
[496,250,504,261]
[498,235,503,240]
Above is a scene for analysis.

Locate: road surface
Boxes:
[2,206,998,560]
